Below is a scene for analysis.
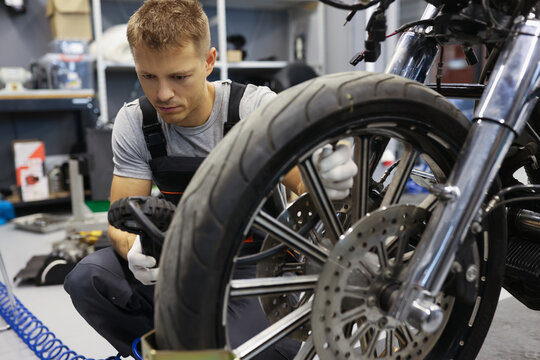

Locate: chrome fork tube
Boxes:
[391,18,540,329]
[385,4,439,82]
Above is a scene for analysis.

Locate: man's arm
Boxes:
[282,167,306,196]
[108,175,152,259]
[281,141,358,200]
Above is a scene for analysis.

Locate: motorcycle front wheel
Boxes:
[155,71,506,360]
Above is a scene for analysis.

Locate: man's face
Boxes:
[133,42,215,127]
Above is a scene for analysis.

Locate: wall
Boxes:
[0,0,51,69]
[206,6,289,62]
[288,4,322,71]
[288,1,412,76]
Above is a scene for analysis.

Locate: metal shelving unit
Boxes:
[211,0,323,80]
[0,90,94,111]
[201,0,316,10]
[91,0,323,124]
[91,0,109,125]
[0,91,97,211]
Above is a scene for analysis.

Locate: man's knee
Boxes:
[64,249,140,309]
[64,261,98,299]
[64,247,130,306]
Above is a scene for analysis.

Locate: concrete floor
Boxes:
[478,294,540,360]
[0,222,117,360]
[0,222,539,359]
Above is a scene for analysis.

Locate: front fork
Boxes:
[384,9,540,331]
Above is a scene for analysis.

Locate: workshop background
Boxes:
[0,0,538,359]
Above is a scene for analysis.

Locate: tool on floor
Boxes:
[13,230,107,286]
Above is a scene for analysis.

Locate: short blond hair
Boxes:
[127,0,210,56]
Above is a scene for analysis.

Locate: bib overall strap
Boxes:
[139,96,167,158]
[225,82,247,134]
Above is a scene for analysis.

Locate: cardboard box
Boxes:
[46,0,93,41]
[13,140,50,202]
[227,50,243,62]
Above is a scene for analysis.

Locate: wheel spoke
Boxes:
[392,236,408,266]
[308,228,326,248]
[253,211,329,264]
[385,329,394,356]
[381,144,419,207]
[365,329,381,356]
[369,136,391,173]
[358,255,378,280]
[233,302,311,360]
[280,262,305,274]
[419,193,438,211]
[293,336,316,360]
[376,242,389,269]
[385,235,399,260]
[299,156,343,243]
[230,275,318,298]
[349,321,371,347]
[338,305,367,325]
[395,325,414,347]
[343,285,369,299]
[351,136,371,222]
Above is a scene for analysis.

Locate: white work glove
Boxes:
[313,143,358,200]
[127,235,159,285]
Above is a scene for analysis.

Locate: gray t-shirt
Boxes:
[112,80,276,180]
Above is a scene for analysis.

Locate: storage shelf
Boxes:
[0,89,94,99]
[0,91,95,112]
[107,0,315,9]
[104,60,289,71]
[216,60,288,69]
[92,0,323,119]
[103,61,135,70]
[201,0,316,10]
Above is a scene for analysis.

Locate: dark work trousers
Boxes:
[64,247,300,358]
[64,247,154,356]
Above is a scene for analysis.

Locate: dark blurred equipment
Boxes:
[31,41,93,90]
[0,67,32,91]
[14,230,102,285]
[31,53,94,90]
[227,34,247,60]
[13,213,70,233]
[86,127,113,201]
[270,61,318,93]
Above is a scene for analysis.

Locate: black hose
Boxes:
[127,200,165,245]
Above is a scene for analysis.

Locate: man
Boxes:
[64,0,358,358]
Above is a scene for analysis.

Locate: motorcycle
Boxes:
[152,1,540,359]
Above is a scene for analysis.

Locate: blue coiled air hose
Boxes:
[0,280,142,360]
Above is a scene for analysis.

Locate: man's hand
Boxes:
[313,143,358,200]
[127,235,159,285]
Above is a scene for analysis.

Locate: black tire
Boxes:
[155,71,506,359]
[108,196,176,234]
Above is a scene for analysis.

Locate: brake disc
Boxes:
[311,205,453,359]
[256,193,324,341]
